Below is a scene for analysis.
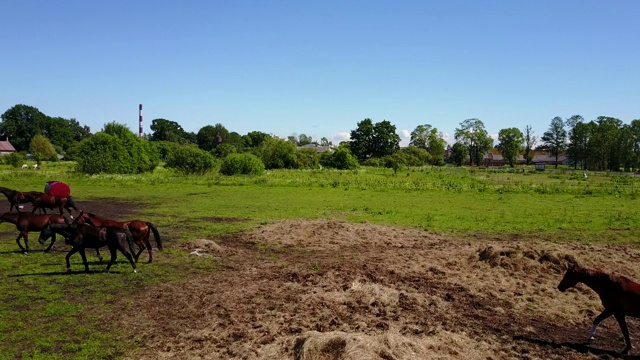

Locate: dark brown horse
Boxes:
[38,223,136,273]
[0,211,67,253]
[75,211,162,263]
[30,193,79,216]
[558,264,640,354]
[0,187,31,212]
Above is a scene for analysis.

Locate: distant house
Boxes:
[531,149,568,166]
[482,148,568,167]
[0,140,16,156]
[297,144,333,153]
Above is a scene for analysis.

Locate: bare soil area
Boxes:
[11,200,640,359]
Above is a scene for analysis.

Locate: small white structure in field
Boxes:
[21,164,28,169]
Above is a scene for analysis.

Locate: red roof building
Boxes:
[0,140,16,155]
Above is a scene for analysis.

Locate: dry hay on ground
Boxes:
[116,219,640,360]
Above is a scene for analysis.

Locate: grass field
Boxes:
[0,162,639,359]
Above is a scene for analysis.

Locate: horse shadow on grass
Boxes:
[8,269,130,277]
[514,334,640,359]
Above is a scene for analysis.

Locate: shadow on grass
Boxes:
[7,269,131,277]
[514,334,640,359]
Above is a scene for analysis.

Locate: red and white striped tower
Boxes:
[138,104,143,137]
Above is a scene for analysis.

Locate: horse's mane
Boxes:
[581,266,637,286]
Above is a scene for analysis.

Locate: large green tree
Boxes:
[43,117,75,151]
[567,120,593,170]
[150,118,191,144]
[0,104,47,151]
[454,118,493,166]
[243,131,271,148]
[449,142,469,166]
[496,128,524,167]
[541,116,567,168]
[409,124,446,165]
[350,118,400,161]
[197,124,229,151]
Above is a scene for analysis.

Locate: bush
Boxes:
[220,153,265,176]
[259,138,298,169]
[165,145,217,175]
[154,141,181,161]
[212,143,237,159]
[76,133,132,174]
[75,123,160,174]
[4,152,25,168]
[321,147,359,170]
[296,148,320,169]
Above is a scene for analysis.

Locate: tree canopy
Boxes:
[350,119,400,161]
[454,119,493,166]
[541,116,567,168]
[496,128,524,167]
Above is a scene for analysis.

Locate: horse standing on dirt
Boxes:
[0,211,67,253]
[38,223,137,273]
[30,193,79,216]
[75,211,162,263]
[558,264,640,354]
[0,187,31,212]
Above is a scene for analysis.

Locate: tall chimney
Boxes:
[139,104,143,137]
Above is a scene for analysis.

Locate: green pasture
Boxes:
[1,162,640,359]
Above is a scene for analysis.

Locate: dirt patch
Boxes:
[108,219,640,359]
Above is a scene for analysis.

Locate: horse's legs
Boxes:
[133,240,146,263]
[78,248,90,272]
[104,245,118,272]
[45,233,56,252]
[119,244,137,273]
[614,313,632,354]
[95,248,103,263]
[15,232,26,253]
[144,239,153,263]
[588,308,614,341]
[66,247,80,272]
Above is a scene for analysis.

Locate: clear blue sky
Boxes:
[1,0,638,146]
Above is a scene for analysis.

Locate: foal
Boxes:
[558,264,640,354]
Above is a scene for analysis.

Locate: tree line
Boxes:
[1,103,638,174]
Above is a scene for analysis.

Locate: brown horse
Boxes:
[38,223,136,273]
[0,211,67,253]
[558,264,640,354]
[75,211,162,263]
[30,193,79,216]
[0,187,31,212]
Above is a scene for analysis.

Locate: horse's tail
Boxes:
[146,222,162,251]
[124,229,135,254]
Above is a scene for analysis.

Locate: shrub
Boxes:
[321,147,359,170]
[4,152,25,168]
[296,148,320,169]
[155,141,181,161]
[259,138,298,169]
[212,143,237,159]
[76,133,131,174]
[165,145,217,175]
[76,123,160,174]
[220,153,265,176]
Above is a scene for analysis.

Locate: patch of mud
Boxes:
[117,219,640,359]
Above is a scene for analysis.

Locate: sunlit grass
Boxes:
[1,161,640,358]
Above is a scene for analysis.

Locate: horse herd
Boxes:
[0,186,161,274]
